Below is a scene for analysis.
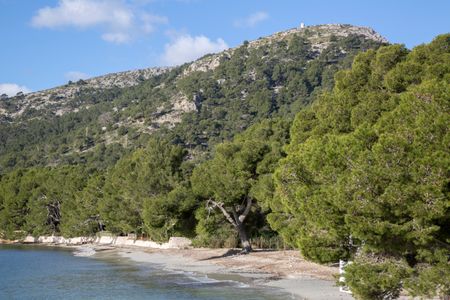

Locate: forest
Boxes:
[0,32,449,299]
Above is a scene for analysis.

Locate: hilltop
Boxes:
[1,24,386,120]
[1,25,448,299]
[0,24,387,172]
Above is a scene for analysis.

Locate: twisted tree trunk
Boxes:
[236,222,252,253]
[206,197,253,253]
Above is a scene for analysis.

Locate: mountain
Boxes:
[0,24,388,172]
[1,24,448,299]
[0,67,171,120]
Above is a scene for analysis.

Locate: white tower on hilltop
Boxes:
[300,22,305,29]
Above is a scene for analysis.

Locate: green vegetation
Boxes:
[270,35,449,298]
[0,166,89,237]
[0,28,448,299]
[191,119,290,252]
[0,31,381,173]
[99,137,196,240]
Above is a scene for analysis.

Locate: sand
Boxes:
[92,247,353,300]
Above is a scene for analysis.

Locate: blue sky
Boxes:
[0,0,448,95]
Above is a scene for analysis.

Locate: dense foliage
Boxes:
[0,166,89,237]
[0,31,382,173]
[99,137,196,240]
[191,119,290,251]
[1,27,448,299]
[1,29,382,243]
[270,34,449,298]
[0,137,196,241]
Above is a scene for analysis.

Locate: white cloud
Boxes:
[161,35,228,66]
[65,71,90,81]
[234,11,269,28]
[31,0,168,44]
[101,32,131,43]
[31,0,133,29]
[0,83,31,97]
[140,13,168,34]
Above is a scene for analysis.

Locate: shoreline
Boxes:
[1,239,353,299]
[107,247,353,300]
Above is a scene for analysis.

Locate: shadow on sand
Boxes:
[200,248,277,261]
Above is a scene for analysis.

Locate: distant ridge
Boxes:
[1,24,387,120]
[0,23,388,171]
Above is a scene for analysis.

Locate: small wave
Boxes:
[73,246,96,257]
[187,275,221,284]
[176,275,249,288]
[162,268,194,276]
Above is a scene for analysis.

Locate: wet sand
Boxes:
[92,247,353,300]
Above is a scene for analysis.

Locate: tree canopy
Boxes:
[270,34,450,298]
[0,30,448,299]
[191,119,290,252]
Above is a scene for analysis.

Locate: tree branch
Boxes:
[231,210,240,225]
[206,199,237,227]
[238,197,252,223]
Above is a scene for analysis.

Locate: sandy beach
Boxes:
[91,247,353,300]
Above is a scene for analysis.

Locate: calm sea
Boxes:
[0,245,293,299]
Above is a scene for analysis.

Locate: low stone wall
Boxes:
[26,236,96,245]
[166,237,193,249]
[21,235,192,249]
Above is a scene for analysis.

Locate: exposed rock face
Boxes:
[118,92,198,134]
[0,24,387,164]
[1,24,387,122]
[248,24,388,51]
[151,93,197,129]
[182,51,232,76]
[1,67,171,119]
[180,24,388,77]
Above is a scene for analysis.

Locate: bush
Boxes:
[344,254,412,300]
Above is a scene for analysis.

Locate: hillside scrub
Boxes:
[0,27,383,173]
[0,27,448,299]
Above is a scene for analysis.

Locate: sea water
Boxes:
[0,245,293,299]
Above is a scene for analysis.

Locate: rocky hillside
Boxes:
[182,24,387,76]
[0,67,170,120]
[0,24,386,121]
[0,24,388,172]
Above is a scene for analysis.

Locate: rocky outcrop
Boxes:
[1,24,387,122]
[151,93,197,129]
[1,67,171,119]
[182,51,232,76]
[180,24,388,77]
[247,24,387,52]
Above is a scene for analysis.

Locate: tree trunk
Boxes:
[205,198,253,254]
[236,222,252,253]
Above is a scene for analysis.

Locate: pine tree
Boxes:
[191,119,290,252]
[271,34,450,298]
